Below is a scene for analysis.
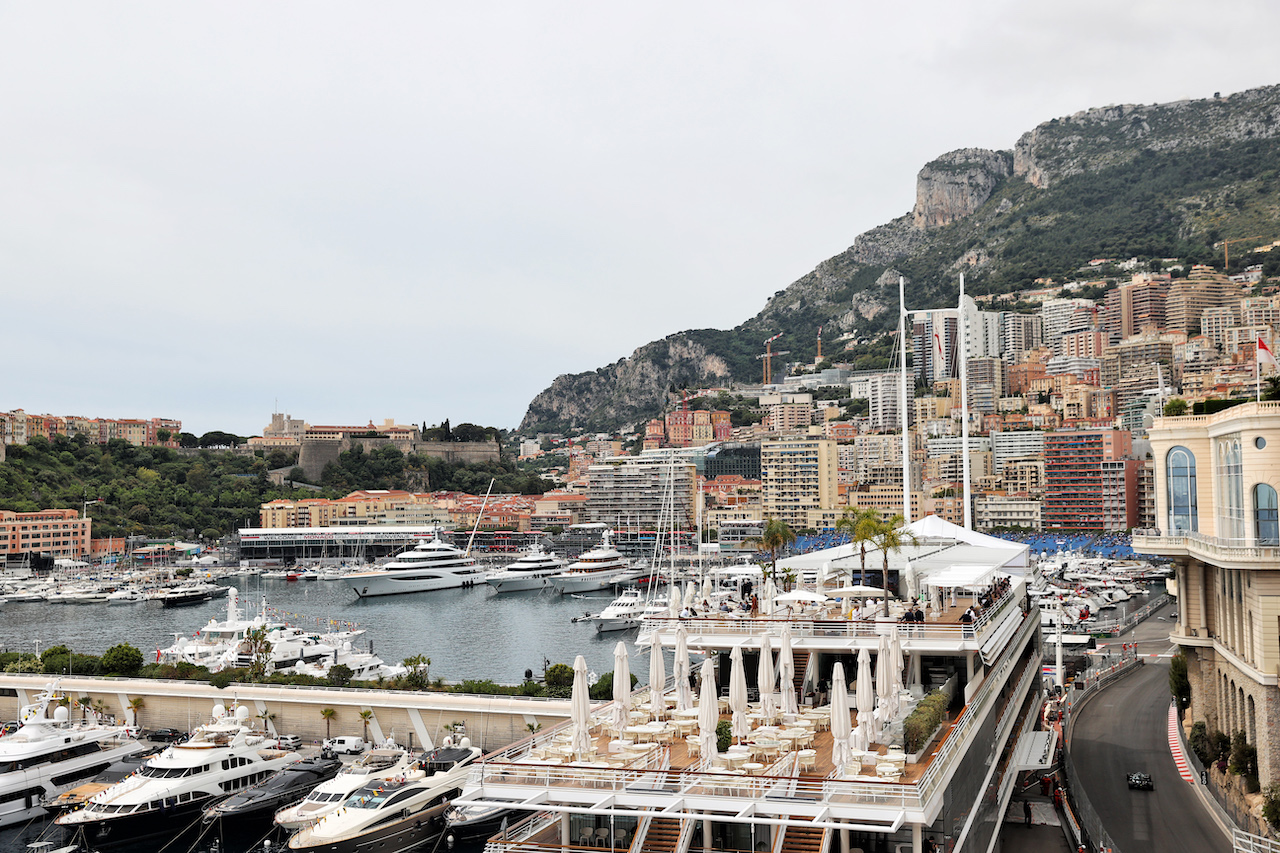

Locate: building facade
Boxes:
[1042,430,1135,530]
[0,509,92,559]
[761,433,838,529]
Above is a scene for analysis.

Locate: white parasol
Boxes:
[674,624,693,711]
[697,658,720,765]
[777,625,798,716]
[758,633,776,722]
[887,628,904,720]
[829,660,852,771]
[729,644,750,742]
[669,584,681,618]
[649,637,666,721]
[570,654,593,760]
[856,646,878,745]
[612,641,632,734]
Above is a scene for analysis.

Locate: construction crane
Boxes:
[757,333,789,385]
[1223,235,1268,271]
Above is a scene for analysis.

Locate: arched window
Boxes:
[1255,484,1278,546]
[1167,447,1198,533]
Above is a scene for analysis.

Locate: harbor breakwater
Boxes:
[0,674,572,753]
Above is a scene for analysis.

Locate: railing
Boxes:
[1133,531,1280,562]
[1086,594,1172,636]
[1234,828,1280,852]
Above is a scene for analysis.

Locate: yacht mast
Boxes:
[959,273,972,530]
[899,275,911,524]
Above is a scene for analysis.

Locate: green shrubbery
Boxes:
[903,690,949,754]
[716,720,732,753]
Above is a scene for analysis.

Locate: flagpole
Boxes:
[1259,337,1263,404]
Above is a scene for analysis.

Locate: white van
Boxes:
[322,736,367,755]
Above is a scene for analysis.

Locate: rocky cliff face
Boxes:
[1014,85,1280,188]
[912,148,1012,230]
[520,83,1280,435]
[520,337,731,432]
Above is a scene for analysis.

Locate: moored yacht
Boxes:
[485,544,569,592]
[202,754,342,829]
[585,587,646,632]
[0,683,146,828]
[56,704,299,846]
[286,740,481,853]
[273,746,419,830]
[345,534,484,598]
[546,531,635,594]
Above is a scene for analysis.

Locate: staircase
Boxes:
[778,821,827,853]
[634,819,683,853]
[791,649,810,705]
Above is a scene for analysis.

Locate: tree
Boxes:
[328,664,353,688]
[321,707,337,738]
[402,655,432,691]
[101,643,144,677]
[78,695,93,722]
[744,517,796,584]
[358,709,373,742]
[835,507,881,585]
[868,514,919,616]
[1163,398,1189,416]
[243,627,273,682]
[127,696,145,728]
[257,708,276,735]
[1169,652,1190,712]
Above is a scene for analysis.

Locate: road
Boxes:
[1070,601,1230,853]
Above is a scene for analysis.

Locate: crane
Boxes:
[757,333,789,385]
[1223,235,1268,272]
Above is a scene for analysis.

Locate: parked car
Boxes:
[322,736,367,755]
[275,734,302,750]
[147,728,187,743]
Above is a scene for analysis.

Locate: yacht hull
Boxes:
[346,573,481,597]
[550,571,636,594]
[66,794,213,847]
[287,801,449,853]
[486,573,558,592]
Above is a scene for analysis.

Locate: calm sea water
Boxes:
[0,577,651,684]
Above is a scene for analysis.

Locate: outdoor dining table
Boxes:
[672,708,701,719]
[672,718,697,735]
[723,752,750,770]
[625,725,654,742]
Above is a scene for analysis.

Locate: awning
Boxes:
[1011,730,1058,771]
[921,565,999,589]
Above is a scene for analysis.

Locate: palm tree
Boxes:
[835,507,880,585]
[868,514,919,616]
[744,517,796,585]
[78,696,92,723]
[321,707,337,739]
[127,696,145,729]
[257,708,277,735]
[358,710,373,742]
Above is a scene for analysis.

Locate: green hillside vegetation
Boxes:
[0,432,552,542]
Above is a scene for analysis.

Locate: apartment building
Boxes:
[1043,429,1135,530]
[974,495,1042,530]
[1001,312,1043,363]
[0,509,91,559]
[583,455,698,530]
[761,432,838,529]
[1137,401,1280,787]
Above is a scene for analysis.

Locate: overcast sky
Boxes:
[3,2,1277,438]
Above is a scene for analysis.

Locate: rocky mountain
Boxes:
[521,85,1280,435]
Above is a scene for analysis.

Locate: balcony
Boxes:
[1132,530,1280,568]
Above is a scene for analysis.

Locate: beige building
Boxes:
[1138,401,1280,788]
[0,509,91,559]
[761,432,838,529]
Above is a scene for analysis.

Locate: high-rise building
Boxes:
[761,432,838,529]
[583,455,698,530]
[1043,429,1135,530]
[1103,274,1169,343]
[1137,401,1280,787]
[1001,312,1043,363]
[1166,274,1239,335]
[1041,298,1099,354]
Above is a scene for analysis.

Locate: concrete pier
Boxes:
[0,674,571,752]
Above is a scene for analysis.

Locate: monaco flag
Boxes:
[1260,337,1279,371]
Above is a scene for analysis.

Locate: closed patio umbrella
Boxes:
[729,644,749,742]
[669,584,681,618]
[701,574,713,603]
[684,581,697,609]
[762,578,777,616]
[829,661,852,772]
[902,559,917,603]
[777,626,798,716]
[887,628,904,720]
[570,655,593,760]
[612,641,632,734]
[674,624,693,711]
[856,647,877,745]
[649,636,666,721]
[757,634,776,722]
[697,658,719,765]
[816,563,827,596]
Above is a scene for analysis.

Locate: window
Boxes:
[1217,436,1246,543]
[1255,484,1278,547]
[1166,447,1198,533]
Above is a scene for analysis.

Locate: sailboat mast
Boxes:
[899,276,911,524]
[959,273,972,530]
[465,478,496,555]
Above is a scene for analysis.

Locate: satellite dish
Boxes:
[212,703,226,719]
